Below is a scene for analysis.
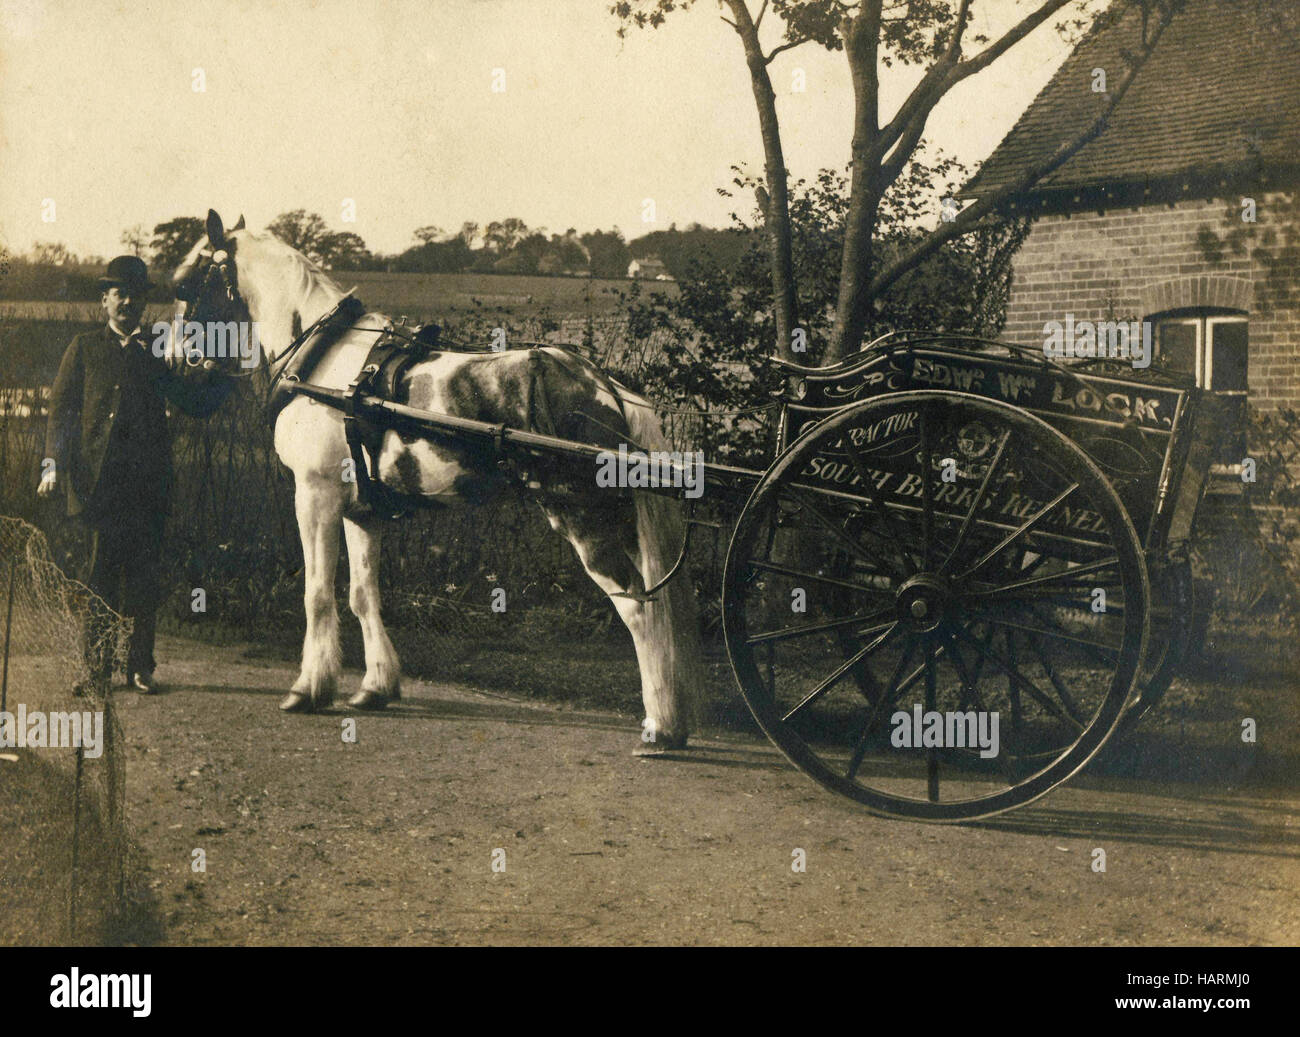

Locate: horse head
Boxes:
[172,208,346,374]
[169,209,255,375]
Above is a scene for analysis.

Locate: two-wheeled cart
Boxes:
[291,331,1222,821]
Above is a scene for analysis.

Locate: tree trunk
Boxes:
[727,0,799,361]
[827,9,883,362]
[829,167,879,362]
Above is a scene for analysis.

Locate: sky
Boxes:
[0,0,1077,261]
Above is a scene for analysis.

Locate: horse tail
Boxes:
[618,386,705,744]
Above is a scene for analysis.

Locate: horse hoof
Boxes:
[280,692,314,713]
[347,689,390,711]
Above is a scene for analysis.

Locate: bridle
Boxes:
[171,243,272,381]
[175,244,240,310]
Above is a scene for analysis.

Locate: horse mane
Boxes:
[232,231,348,347]
[240,230,344,301]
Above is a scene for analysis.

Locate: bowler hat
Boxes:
[98,255,153,291]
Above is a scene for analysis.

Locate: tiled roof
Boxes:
[966,0,1300,200]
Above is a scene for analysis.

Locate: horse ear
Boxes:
[232,214,246,231]
[206,209,226,248]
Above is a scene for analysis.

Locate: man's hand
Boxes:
[37,469,58,498]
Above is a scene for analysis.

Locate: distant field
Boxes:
[0,271,677,387]
[343,271,674,321]
[0,302,175,321]
[0,272,675,324]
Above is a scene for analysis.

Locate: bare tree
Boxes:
[120,224,148,257]
[29,241,76,266]
[613,0,1186,360]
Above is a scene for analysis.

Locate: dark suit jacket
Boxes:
[44,325,235,519]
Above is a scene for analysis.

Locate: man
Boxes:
[38,255,233,692]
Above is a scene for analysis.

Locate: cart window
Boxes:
[1208,319,1248,392]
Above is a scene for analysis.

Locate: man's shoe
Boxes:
[130,672,157,694]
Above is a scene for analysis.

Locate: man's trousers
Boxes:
[81,508,165,682]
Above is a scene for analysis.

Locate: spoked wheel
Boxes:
[998,550,1191,742]
[1115,555,1194,735]
[723,391,1150,822]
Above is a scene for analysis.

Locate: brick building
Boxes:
[967,0,1300,456]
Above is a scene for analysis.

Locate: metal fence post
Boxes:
[1,553,15,714]
[106,699,125,910]
[69,743,84,941]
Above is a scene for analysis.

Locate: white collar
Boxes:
[108,321,142,346]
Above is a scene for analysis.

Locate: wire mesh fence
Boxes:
[0,516,131,945]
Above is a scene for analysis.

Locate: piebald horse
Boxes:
[171,210,701,750]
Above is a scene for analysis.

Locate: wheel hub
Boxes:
[896,573,951,632]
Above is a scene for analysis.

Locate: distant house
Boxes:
[966,0,1300,466]
[627,257,674,281]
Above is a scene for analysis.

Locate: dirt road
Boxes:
[112,634,1298,945]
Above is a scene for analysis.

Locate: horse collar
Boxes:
[265,293,369,425]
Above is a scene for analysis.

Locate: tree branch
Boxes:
[867,1,1181,303]
[874,0,971,193]
[944,0,1075,89]
[869,57,957,168]
[765,38,808,63]
[946,0,973,59]
[871,0,1072,168]
[876,102,929,191]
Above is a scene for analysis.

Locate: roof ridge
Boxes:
[963,0,1300,204]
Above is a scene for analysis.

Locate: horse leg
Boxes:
[542,501,696,752]
[342,516,402,710]
[282,474,344,712]
[625,488,704,753]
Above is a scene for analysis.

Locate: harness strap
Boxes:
[343,363,385,518]
[341,323,441,521]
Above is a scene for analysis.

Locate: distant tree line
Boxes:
[1,213,758,296]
